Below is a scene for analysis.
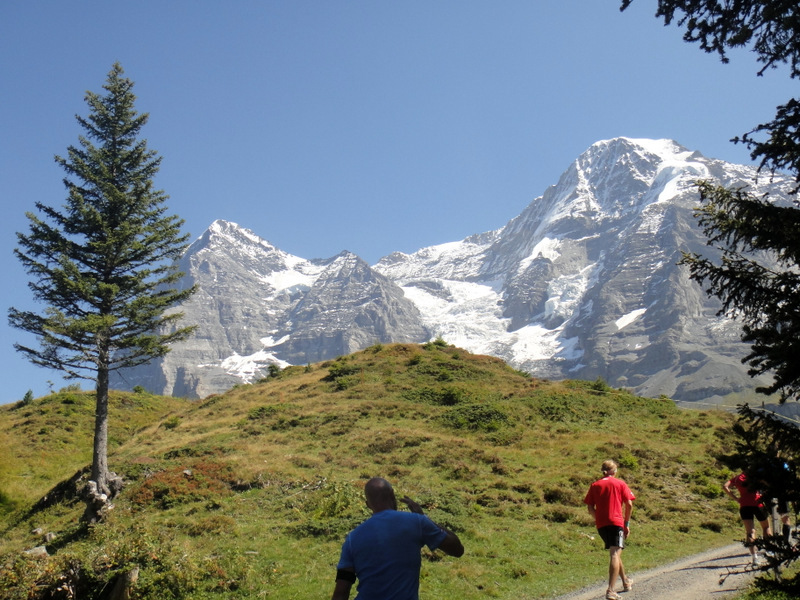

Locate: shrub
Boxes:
[695,483,723,499]
[128,461,234,509]
[617,449,639,471]
[326,361,359,378]
[402,386,467,406]
[0,489,16,514]
[542,486,581,505]
[437,386,467,406]
[438,404,510,432]
[700,521,723,533]
[185,514,238,537]
[423,338,449,350]
[590,377,611,394]
[407,354,423,366]
[0,521,216,600]
[247,405,282,420]
[533,397,585,423]
[547,509,573,523]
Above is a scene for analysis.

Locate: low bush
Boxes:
[437,403,510,432]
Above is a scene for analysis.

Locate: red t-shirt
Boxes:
[727,472,762,507]
[584,476,636,528]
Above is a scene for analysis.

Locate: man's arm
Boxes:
[401,496,465,558]
[623,498,633,537]
[331,568,355,600]
[437,528,465,557]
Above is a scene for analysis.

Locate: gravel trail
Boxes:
[549,543,763,600]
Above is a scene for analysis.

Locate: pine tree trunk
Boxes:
[92,363,110,496]
[83,342,115,523]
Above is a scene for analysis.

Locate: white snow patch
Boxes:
[508,326,580,363]
[518,237,561,273]
[259,267,319,292]
[638,203,666,234]
[375,237,494,282]
[615,308,646,330]
[544,268,593,323]
[402,280,509,349]
[651,161,708,204]
[260,335,290,347]
[401,269,589,366]
[626,138,683,158]
[218,349,290,383]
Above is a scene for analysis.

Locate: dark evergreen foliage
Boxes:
[622,1,800,402]
[8,63,196,517]
[681,182,800,400]
[619,1,800,76]
[623,1,800,588]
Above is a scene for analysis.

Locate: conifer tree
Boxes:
[8,63,196,522]
[621,1,800,402]
[621,1,800,587]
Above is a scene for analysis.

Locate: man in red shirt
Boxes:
[584,459,635,600]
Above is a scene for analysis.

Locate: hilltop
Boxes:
[1,343,741,599]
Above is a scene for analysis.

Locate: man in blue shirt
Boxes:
[331,477,464,600]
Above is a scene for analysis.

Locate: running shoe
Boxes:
[622,578,633,592]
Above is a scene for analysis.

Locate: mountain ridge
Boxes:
[113,137,794,401]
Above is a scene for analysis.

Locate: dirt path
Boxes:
[550,543,764,600]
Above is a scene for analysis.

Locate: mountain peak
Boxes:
[117,138,795,403]
[202,219,277,251]
[589,137,691,160]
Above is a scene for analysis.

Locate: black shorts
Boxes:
[740,505,768,522]
[597,525,625,550]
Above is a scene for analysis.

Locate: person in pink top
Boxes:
[723,471,772,565]
[584,459,636,600]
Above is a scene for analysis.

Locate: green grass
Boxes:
[0,343,749,599]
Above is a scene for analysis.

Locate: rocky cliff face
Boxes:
[377,138,791,401]
[113,138,794,402]
[114,221,428,398]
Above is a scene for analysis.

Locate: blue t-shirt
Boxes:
[337,510,448,600]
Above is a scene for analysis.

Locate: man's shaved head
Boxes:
[364,477,397,512]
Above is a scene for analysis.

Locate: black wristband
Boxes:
[336,569,356,583]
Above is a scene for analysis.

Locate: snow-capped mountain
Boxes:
[116,220,428,398]
[113,137,794,401]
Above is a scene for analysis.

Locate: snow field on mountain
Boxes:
[218,347,291,382]
[398,266,589,365]
[400,279,508,347]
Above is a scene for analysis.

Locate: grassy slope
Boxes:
[0,342,742,599]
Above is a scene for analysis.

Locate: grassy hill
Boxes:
[0,341,742,599]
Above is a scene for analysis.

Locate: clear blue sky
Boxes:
[0,1,793,404]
